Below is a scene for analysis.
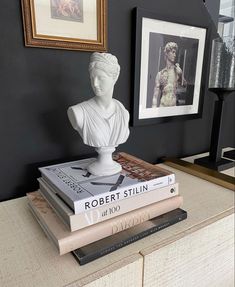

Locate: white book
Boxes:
[38,177,179,231]
[39,153,175,214]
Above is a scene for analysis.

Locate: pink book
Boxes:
[27,191,183,255]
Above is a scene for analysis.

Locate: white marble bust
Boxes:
[67,52,130,176]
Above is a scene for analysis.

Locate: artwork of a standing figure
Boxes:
[152,42,187,107]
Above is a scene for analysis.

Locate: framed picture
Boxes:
[132,8,210,126]
[21,0,107,52]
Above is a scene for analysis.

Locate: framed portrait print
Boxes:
[21,0,107,51]
[132,8,210,126]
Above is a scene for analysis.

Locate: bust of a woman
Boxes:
[67,52,130,176]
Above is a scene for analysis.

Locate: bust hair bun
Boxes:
[90,52,119,67]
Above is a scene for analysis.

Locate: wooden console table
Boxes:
[0,158,234,287]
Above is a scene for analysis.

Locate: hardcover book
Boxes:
[39,177,179,231]
[72,208,187,265]
[39,152,175,214]
[27,191,183,255]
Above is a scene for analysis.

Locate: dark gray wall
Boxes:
[0,0,234,201]
[205,0,221,25]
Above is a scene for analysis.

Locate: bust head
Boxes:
[89,53,120,81]
[89,53,120,98]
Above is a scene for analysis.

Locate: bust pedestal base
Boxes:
[87,147,121,176]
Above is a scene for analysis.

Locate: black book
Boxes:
[72,208,187,265]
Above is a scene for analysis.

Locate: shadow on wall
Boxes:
[14,151,97,201]
[11,58,95,200]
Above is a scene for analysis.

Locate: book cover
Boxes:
[27,191,183,255]
[39,152,175,214]
[72,208,187,265]
[39,177,179,231]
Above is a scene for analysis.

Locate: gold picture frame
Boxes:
[21,0,107,52]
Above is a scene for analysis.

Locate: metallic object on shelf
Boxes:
[209,37,235,89]
[195,36,235,171]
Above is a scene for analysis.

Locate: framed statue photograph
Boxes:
[132,8,210,126]
[21,0,107,51]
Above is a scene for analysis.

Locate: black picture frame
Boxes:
[132,8,211,126]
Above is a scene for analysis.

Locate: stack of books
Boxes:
[27,152,187,265]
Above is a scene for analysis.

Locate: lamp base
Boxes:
[194,156,234,172]
[223,150,235,160]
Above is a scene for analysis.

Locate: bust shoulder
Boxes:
[111,99,129,122]
[113,99,129,114]
[67,98,96,131]
[67,103,84,132]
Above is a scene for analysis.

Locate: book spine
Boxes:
[41,174,75,210]
[75,173,175,214]
[58,195,183,255]
[39,183,72,229]
[71,183,178,230]
[39,179,178,231]
[28,202,60,251]
[76,209,187,265]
